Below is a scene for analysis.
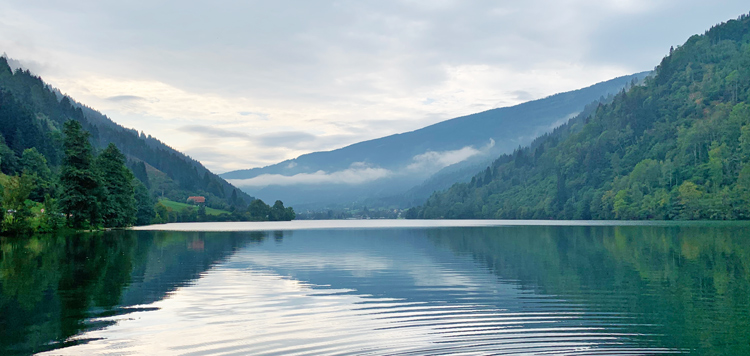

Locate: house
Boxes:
[187,196,206,204]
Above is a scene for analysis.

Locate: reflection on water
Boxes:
[1,224,749,355]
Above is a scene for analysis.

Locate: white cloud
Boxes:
[228,162,391,187]
[229,142,497,188]
[408,139,495,171]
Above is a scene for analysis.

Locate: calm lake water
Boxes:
[2,220,750,355]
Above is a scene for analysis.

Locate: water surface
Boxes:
[2,221,749,355]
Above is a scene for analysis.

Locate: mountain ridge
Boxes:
[222,71,650,209]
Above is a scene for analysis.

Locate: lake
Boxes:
[2,220,750,355]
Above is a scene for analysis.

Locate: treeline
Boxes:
[296,206,401,220]
[151,198,295,224]
[409,13,750,220]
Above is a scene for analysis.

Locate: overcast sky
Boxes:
[1,1,747,173]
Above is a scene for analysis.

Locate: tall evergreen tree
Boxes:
[96,143,137,227]
[59,120,101,228]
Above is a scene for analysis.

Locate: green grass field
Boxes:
[158,199,231,216]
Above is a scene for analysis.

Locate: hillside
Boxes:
[411,13,750,220]
[222,72,649,209]
[0,57,252,211]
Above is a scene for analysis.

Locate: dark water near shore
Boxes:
[2,222,750,355]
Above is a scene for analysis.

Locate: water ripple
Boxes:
[40,268,687,355]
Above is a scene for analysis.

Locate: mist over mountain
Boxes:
[222,72,649,210]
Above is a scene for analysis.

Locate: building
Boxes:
[187,196,205,204]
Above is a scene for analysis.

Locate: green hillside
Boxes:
[158,199,230,216]
[411,13,750,220]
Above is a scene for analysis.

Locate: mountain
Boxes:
[222,71,650,210]
[410,13,750,220]
[0,56,252,211]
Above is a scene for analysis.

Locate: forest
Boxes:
[0,58,294,235]
[410,14,750,220]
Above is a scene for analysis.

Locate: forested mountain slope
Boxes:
[411,13,750,220]
[0,57,251,210]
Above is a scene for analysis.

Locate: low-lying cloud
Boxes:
[106,95,147,102]
[408,139,495,171]
[178,125,252,139]
[228,142,494,187]
[228,162,391,187]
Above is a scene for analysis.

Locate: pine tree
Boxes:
[96,143,137,227]
[59,120,101,228]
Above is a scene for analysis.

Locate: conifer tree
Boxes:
[97,143,137,227]
[59,120,101,228]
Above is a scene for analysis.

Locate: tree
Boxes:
[2,173,35,234]
[0,137,19,175]
[230,189,245,209]
[197,204,206,221]
[270,200,295,221]
[38,194,64,232]
[284,206,296,221]
[248,199,270,221]
[153,201,169,224]
[0,181,4,225]
[59,120,101,228]
[134,181,155,226]
[20,147,52,202]
[96,143,137,227]
[677,181,704,220]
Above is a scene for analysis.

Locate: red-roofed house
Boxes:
[187,196,205,204]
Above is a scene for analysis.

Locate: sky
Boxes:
[1,1,748,173]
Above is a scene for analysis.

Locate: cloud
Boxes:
[508,90,536,102]
[407,139,495,171]
[176,126,359,152]
[255,131,318,149]
[178,125,251,139]
[228,141,497,188]
[106,95,146,102]
[228,162,391,187]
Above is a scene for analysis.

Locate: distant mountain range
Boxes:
[222,71,650,210]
